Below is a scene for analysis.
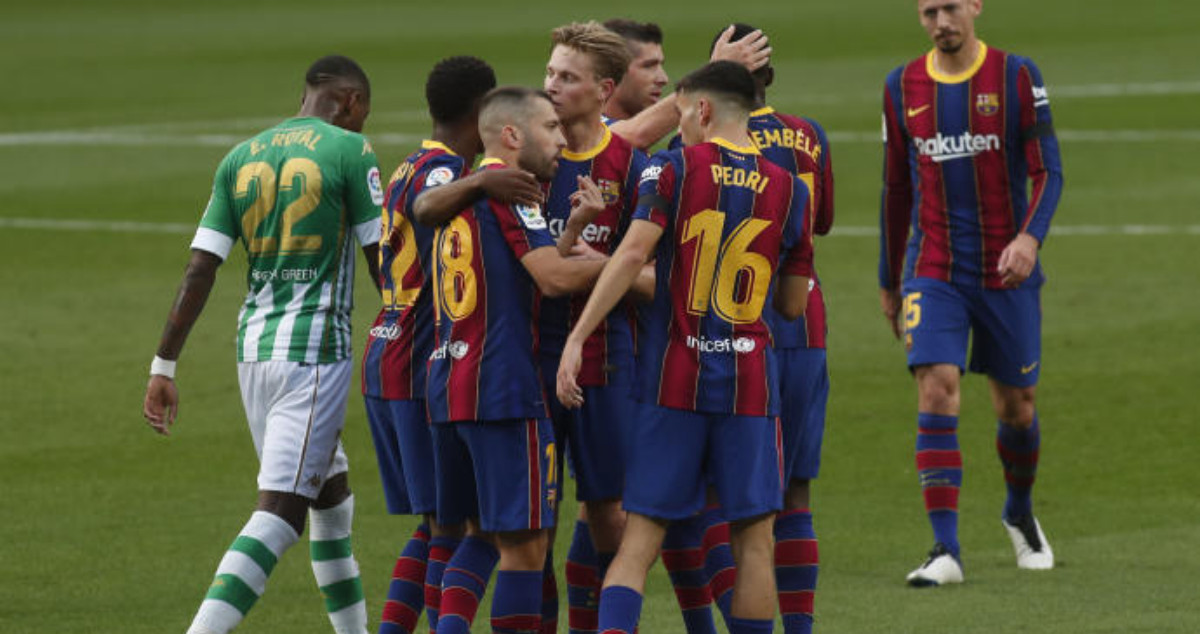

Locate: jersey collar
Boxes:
[749,106,775,117]
[479,157,507,167]
[926,41,988,84]
[711,136,761,155]
[422,139,457,155]
[562,126,612,161]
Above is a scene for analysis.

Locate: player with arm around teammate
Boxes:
[142,55,382,634]
[879,0,1064,586]
[558,61,814,634]
[424,86,610,634]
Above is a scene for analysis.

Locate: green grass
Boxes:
[3,1,1199,632]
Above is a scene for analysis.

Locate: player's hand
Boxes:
[556,339,585,409]
[711,25,772,72]
[568,175,605,229]
[880,288,903,340]
[567,239,608,262]
[998,232,1039,288]
[143,374,179,436]
[479,168,543,208]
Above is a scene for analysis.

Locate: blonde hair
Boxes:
[550,21,632,84]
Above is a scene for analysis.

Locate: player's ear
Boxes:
[501,124,521,150]
[697,97,713,128]
[598,77,616,103]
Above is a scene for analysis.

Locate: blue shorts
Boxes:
[431,418,557,533]
[540,354,632,502]
[777,348,829,481]
[624,404,782,522]
[363,396,436,515]
[902,277,1042,387]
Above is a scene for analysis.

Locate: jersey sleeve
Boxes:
[879,71,913,290]
[191,151,239,260]
[631,151,678,231]
[344,135,385,247]
[494,201,556,259]
[809,118,836,236]
[1016,58,1063,245]
[403,154,468,223]
[779,174,814,278]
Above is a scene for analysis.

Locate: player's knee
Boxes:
[496,529,549,569]
[915,365,960,413]
[998,391,1037,427]
[256,490,310,536]
[729,514,776,564]
[783,480,811,510]
[312,472,351,509]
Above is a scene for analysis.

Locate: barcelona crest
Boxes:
[976,93,1000,116]
[597,178,621,205]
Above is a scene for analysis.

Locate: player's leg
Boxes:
[539,354,580,634]
[901,279,969,586]
[662,509,719,634]
[430,424,496,634]
[603,405,709,634]
[710,413,784,633]
[565,506,600,633]
[424,516,465,632]
[972,285,1052,569]
[700,497,735,631]
[775,348,828,634]
[310,469,370,634]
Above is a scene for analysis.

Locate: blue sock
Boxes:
[491,569,543,634]
[916,413,962,557]
[997,416,1040,520]
[663,516,717,634]
[774,510,817,634]
[597,585,643,634]
[435,537,498,634]
[566,519,599,633]
[728,616,775,634]
[380,522,430,634]
[700,507,735,630]
[424,535,461,632]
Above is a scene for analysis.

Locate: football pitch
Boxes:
[2,1,1197,632]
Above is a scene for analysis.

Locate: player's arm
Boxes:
[773,274,811,320]
[557,219,662,408]
[521,247,608,298]
[775,174,815,320]
[143,248,223,435]
[413,168,543,227]
[879,77,912,339]
[811,119,836,236]
[1000,59,1064,288]
[557,175,606,256]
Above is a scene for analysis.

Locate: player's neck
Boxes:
[932,37,981,77]
[432,123,480,163]
[562,114,607,154]
[705,120,754,149]
[602,100,635,122]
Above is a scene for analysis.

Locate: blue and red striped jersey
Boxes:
[425,159,556,423]
[362,140,464,400]
[633,138,813,417]
[879,43,1063,290]
[541,126,648,385]
[749,107,835,350]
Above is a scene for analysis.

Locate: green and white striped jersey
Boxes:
[191,117,383,364]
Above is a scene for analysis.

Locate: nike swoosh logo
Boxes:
[1020,361,1040,375]
[907,105,931,118]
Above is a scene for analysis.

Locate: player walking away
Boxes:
[361,56,541,634]
[605,23,772,150]
[425,86,610,634]
[541,21,654,634]
[879,0,1064,586]
[142,55,383,634]
[601,19,668,124]
[558,61,814,634]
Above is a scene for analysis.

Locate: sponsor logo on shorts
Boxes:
[514,204,547,230]
[1020,361,1040,375]
[912,132,1000,163]
[685,335,757,354]
[425,166,455,188]
[367,166,384,205]
[430,340,470,360]
[369,323,402,341]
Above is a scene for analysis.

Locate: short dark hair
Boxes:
[711,23,771,81]
[478,85,554,132]
[603,18,664,46]
[305,54,371,99]
[426,56,497,124]
[675,61,756,112]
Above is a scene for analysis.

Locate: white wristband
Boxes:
[150,355,177,379]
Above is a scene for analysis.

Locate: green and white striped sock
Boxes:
[310,494,368,634]
[188,511,299,634]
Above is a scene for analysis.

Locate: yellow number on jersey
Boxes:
[432,216,478,321]
[681,209,774,324]
[235,159,324,255]
[381,215,420,310]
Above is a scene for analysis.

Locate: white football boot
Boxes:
[1002,514,1054,569]
[905,543,964,587]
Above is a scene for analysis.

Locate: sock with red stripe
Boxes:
[662,516,717,634]
[434,537,498,634]
[774,510,817,634]
[566,519,599,633]
[728,616,775,634]
[997,416,1040,520]
[700,509,735,629]
[424,535,460,632]
[597,585,643,634]
[540,550,559,634]
[491,570,543,634]
[916,413,962,557]
[379,523,430,634]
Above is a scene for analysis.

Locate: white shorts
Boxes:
[237,360,352,499]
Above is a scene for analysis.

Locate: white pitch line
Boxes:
[4,217,1198,238]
